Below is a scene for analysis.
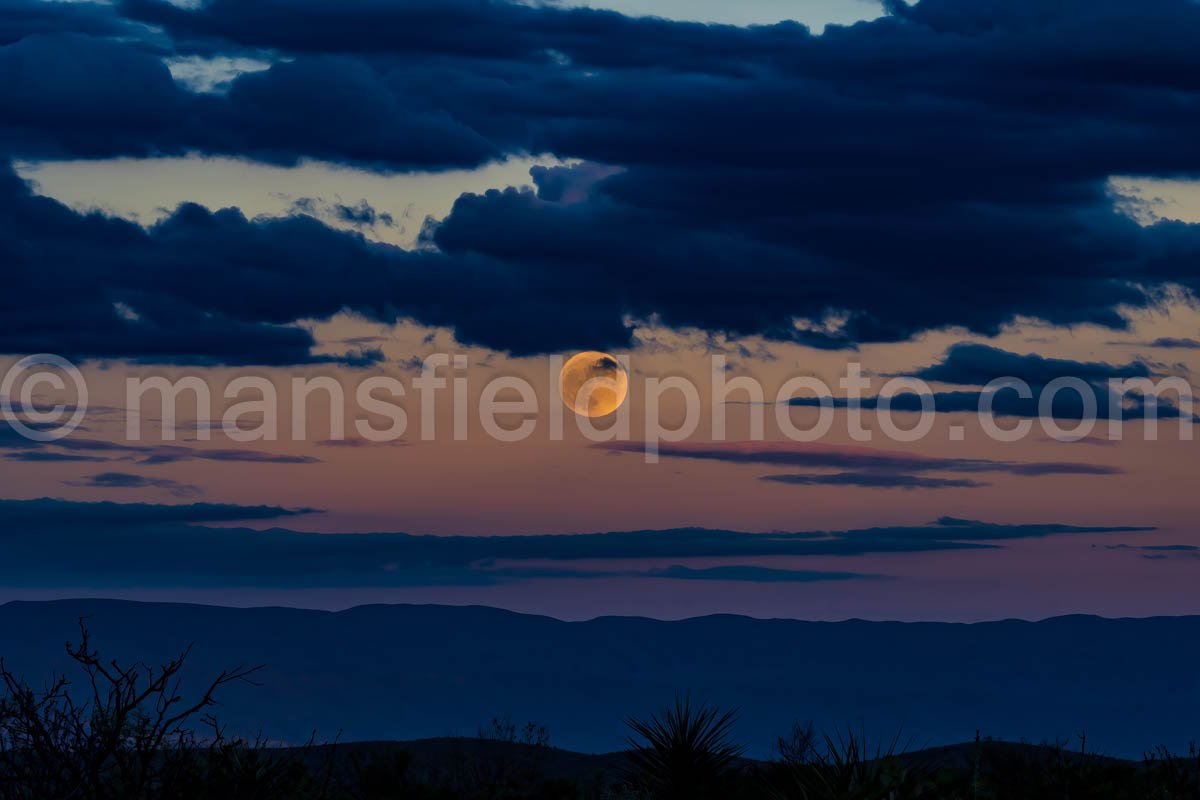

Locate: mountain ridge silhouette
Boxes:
[1,599,1195,758]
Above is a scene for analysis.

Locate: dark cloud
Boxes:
[1142,545,1199,551]
[0,425,322,465]
[63,471,202,498]
[911,516,1152,542]
[643,565,875,583]
[0,0,141,46]
[474,563,878,583]
[333,200,395,229]
[529,162,622,204]
[601,441,1122,478]
[0,163,402,364]
[788,388,1198,422]
[913,344,1153,387]
[0,497,319,526]
[1105,543,1200,561]
[1003,462,1120,477]
[1142,338,1200,350]
[287,197,397,231]
[786,344,1197,422]
[0,416,88,441]
[0,164,639,359]
[1,1,1200,356]
[209,56,497,169]
[0,33,187,160]
[4,451,108,463]
[761,473,985,489]
[315,438,405,448]
[134,446,322,465]
[0,29,496,168]
[118,0,778,68]
[0,499,1152,588]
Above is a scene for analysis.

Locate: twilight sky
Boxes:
[2,0,1200,621]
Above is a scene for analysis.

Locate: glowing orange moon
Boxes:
[560,351,629,418]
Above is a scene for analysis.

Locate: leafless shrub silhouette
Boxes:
[0,618,263,800]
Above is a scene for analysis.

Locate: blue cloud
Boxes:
[0,499,1154,588]
[602,441,1122,477]
[63,471,202,498]
[785,344,1197,422]
[2,1,1200,356]
[761,473,985,489]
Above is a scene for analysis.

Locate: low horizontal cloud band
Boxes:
[0,499,1153,589]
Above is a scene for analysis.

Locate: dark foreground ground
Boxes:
[303,735,1132,783]
[224,736,1200,798]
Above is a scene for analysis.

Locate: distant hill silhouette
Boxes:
[295,737,1135,784]
[306,737,630,785]
[0,600,1196,757]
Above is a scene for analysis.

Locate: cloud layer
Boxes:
[0,499,1153,588]
[602,441,1123,485]
[3,1,1200,358]
[788,343,1197,421]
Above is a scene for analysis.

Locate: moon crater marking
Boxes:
[560,351,629,418]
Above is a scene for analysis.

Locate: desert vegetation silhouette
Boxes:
[622,694,744,799]
[1,624,1198,799]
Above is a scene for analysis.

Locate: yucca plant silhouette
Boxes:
[771,726,930,800]
[623,695,744,800]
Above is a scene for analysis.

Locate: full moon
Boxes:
[560,351,629,418]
